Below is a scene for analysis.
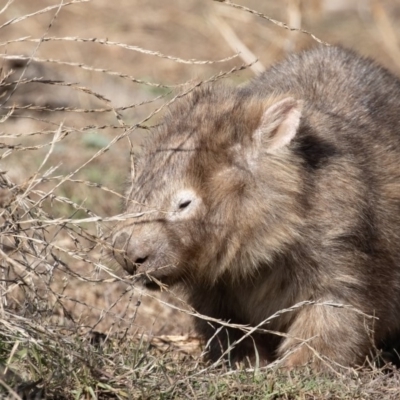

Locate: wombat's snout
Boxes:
[112,231,149,274]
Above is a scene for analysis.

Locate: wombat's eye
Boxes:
[178,200,191,210]
[170,189,199,218]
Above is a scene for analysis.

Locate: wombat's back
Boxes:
[247,46,400,128]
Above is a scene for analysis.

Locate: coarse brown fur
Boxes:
[111,46,400,370]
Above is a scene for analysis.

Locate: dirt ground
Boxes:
[2,0,400,341]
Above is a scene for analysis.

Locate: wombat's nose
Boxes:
[135,256,148,264]
[113,231,150,274]
[113,232,136,273]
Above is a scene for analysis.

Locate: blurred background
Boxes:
[1,0,400,339]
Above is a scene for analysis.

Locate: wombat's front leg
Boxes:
[195,316,272,366]
[278,302,372,369]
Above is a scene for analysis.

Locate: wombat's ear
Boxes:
[254,97,303,154]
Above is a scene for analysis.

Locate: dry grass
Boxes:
[1,0,400,398]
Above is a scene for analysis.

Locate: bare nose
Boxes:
[113,231,150,274]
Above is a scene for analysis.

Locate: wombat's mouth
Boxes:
[143,278,162,291]
[139,268,180,291]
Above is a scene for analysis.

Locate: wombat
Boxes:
[112,46,400,369]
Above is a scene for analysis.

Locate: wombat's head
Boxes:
[112,85,303,289]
